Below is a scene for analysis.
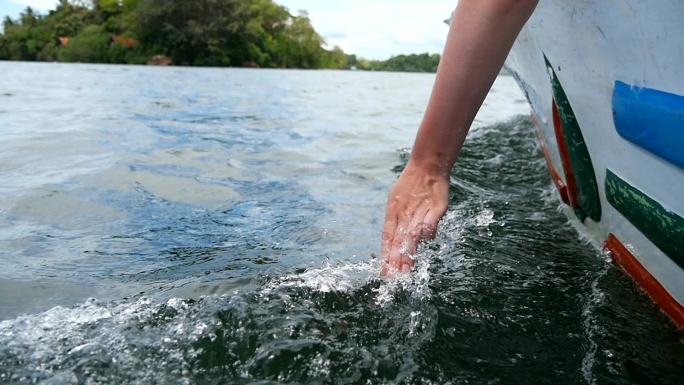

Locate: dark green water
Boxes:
[0,63,682,384]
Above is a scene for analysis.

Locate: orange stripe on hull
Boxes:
[604,234,684,329]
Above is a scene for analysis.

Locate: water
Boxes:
[0,62,682,384]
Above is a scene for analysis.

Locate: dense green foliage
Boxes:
[0,0,439,72]
[0,0,352,68]
[358,53,441,73]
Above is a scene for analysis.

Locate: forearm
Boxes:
[381,0,538,272]
[410,0,538,175]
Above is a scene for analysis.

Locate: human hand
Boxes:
[381,160,449,274]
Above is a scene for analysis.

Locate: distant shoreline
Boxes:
[0,59,516,76]
[0,59,442,74]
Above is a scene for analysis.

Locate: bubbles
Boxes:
[473,208,496,227]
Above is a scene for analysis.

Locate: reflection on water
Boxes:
[0,62,682,384]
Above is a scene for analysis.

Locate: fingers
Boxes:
[381,211,397,263]
[381,194,400,275]
[405,205,430,254]
[386,204,446,275]
[387,205,429,273]
[380,193,448,276]
[388,216,409,272]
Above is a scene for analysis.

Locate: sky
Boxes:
[0,0,456,60]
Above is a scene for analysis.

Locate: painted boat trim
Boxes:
[604,234,684,329]
[551,100,579,209]
[531,112,569,204]
[613,81,684,168]
[544,56,602,222]
[605,169,684,269]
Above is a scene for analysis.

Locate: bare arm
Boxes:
[381,0,538,273]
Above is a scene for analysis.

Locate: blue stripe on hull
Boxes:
[612,81,684,168]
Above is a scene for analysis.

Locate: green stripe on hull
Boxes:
[606,170,684,269]
[544,56,602,222]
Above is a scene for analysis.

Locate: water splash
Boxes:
[264,260,375,294]
[0,251,446,384]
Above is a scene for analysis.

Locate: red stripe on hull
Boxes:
[604,234,684,329]
[530,112,569,204]
[531,111,683,329]
[551,100,580,209]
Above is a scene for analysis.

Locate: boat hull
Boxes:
[505,0,684,327]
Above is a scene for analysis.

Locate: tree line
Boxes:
[355,53,441,73]
[0,0,439,72]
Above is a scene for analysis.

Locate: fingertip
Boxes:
[401,263,410,272]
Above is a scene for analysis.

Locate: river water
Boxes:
[0,62,682,384]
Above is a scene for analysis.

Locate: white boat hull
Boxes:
[505,0,684,327]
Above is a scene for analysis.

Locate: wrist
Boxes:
[406,156,453,178]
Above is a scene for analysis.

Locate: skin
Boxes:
[381,0,539,274]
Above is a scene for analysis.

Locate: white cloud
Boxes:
[278,0,455,59]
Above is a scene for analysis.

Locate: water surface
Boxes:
[0,62,682,384]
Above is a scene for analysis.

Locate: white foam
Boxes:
[264,260,375,293]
